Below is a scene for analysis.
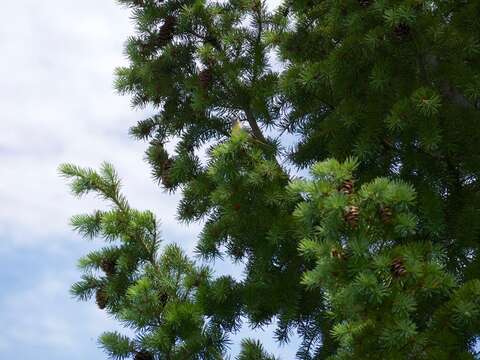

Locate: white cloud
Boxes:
[0,0,195,251]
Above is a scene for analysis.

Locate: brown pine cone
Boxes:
[380,206,393,224]
[331,247,347,260]
[344,206,360,228]
[160,158,173,188]
[157,16,176,46]
[135,350,154,360]
[96,287,108,310]
[192,277,202,288]
[159,292,169,306]
[393,23,411,41]
[339,179,354,195]
[391,257,407,278]
[100,258,116,277]
[198,68,213,91]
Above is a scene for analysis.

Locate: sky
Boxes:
[0,1,297,359]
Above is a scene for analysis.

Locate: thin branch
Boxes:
[245,108,268,143]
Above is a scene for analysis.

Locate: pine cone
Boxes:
[96,288,108,310]
[198,68,213,91]
[391,257,407,278]
[229,244,244,259]
[135,350,154,360]
[358,0,371,7]
[379,206,393,224]
[331,247,346,260]
[344,206,360,228]
[192,277,202,288]
[157,16,176,46]
[339,179,354,195]
[100,258,116,277]
[159,292,169,306]
[205,35,220,49]
[252,0,261,12]
[393,23,411,41]
[160,158,173,188]
[149,142,172,187]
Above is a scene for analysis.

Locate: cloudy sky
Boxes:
[0,1,298,359]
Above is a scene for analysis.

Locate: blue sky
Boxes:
[0,1,299,359]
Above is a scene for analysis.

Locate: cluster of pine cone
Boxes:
[340,180,360,228]
[340,179,394,228]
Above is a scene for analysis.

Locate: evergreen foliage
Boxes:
[62,0,479,358]
[291,158,479,358]
[274,0,480,282]
[60,163,227,359]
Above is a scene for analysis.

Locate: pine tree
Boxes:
[272,1,480,355]
[274,0,480,280]
[61,0,480,358]
[60,163,228,359]
[291,158,479,358]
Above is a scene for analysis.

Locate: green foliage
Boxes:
[237,339,278,360]
[99,332,136,360]
[60,163,227,359]
[62,0,480,358]
[291,158,477,358]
